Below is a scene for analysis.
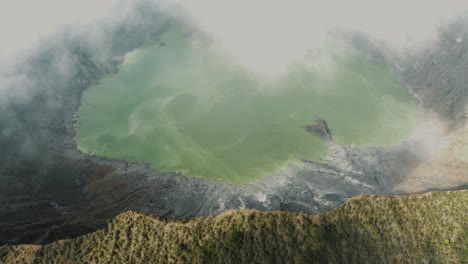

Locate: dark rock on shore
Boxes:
[301,117,333,141]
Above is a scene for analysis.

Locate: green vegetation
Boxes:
[76,28,417,184]
[2,190,466,263]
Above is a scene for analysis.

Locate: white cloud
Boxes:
[174,0,468,75]
[0,0,120,61]
[0,0,468,76]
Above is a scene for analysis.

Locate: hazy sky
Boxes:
[0,0,119,61]
[175,0,468,74]
[0,0,467,74]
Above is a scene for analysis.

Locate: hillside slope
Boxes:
[1,190,467,263]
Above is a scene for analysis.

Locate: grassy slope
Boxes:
[1,190,467,263]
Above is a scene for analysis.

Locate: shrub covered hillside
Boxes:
[1,190,467,263]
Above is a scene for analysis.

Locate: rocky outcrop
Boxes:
[301,117,333,141]
[399,19,468,127]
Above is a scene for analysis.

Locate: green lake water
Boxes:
[76,29,417,184]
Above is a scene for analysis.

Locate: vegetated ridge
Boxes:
[1,190,466,263]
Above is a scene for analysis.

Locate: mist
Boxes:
[0,0,118,61]
[0,0,172,162]
[172,0,468,75]
[0,0,466,160]
[0,0,464,154]
[0,1,467,247]
[2,1,468,71]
